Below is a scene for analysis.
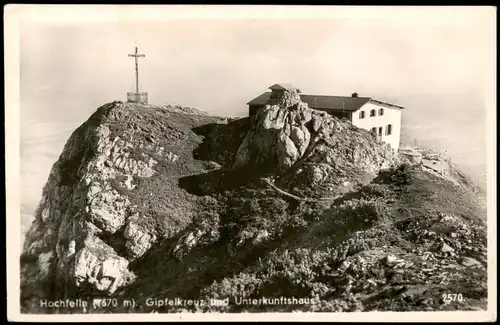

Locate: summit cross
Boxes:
[128,46,146,94]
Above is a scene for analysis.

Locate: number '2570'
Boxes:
[442,293,464,303]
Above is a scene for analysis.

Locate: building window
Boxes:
[370,109,376,117]
[359,111,365,119]
[386,124,392,135]
[379,108,384,116]
[378,127,383,135]
[371,127,376,133]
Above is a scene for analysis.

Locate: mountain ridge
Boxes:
[21,92,487,313]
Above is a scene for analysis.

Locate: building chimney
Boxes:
[352,92,358,98]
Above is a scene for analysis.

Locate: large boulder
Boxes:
[234,89,400,196]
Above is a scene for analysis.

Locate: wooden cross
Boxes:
[128,46,145,94]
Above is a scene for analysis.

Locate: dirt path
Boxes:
[260,177,340,203]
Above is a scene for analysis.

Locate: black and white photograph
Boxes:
[5,5,496,322]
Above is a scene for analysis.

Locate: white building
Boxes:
[247,84,405,151]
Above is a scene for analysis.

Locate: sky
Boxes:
[19,6,495,121]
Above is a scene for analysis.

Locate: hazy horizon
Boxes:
[21,10,494,117]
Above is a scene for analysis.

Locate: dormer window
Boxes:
[379,108,384,116]
[359,111,365,119]
[370,109,376,117]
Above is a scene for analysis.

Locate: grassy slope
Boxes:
[102,103,233,240]
[107,163,487,313]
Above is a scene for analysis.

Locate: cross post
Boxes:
[128,46,146,95]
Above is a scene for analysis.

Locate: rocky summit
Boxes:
[21,91,487,313]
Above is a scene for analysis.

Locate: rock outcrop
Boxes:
[21,102,223,309]
[234,89,399,198]
[21,95,487,314]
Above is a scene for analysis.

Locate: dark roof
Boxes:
[247,92,273,106]
[247,92,404,110]
[269,83,295,91]
[300,94,371,111]
[367,98,405,109]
